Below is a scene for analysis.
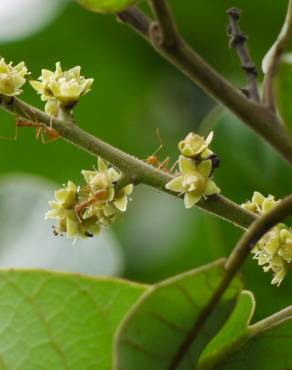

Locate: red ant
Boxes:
[75,189,108,223]
[15,117,59,144]
[145,129,177,173]
[0,108,59,144]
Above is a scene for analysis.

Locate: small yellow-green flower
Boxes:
[30,62,94,112]
[251,223,292,286]
[0,58,28,96]
[165,155,220,208]
[46,158,135,241]
[82,157,120,202]
[242,191,279,214]
[178,131,213,158]
[114,184,133,212]
[82,158,133,216]
[45,181,100,240]
[243,192,291,286]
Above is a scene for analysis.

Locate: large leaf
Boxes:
[0,269,147,370]
[114,259,242,370]
[76,0,137,13]
[198,291,255,370]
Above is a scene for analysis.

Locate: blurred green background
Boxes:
[0,0,291,322]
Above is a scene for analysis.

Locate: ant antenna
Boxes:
[151,128,164,157]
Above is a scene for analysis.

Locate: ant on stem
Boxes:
[15,117,59,144]
[145,128,177,173]
[0,107,59,144]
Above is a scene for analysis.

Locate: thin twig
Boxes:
[249,306,292,337]
[263,0,292,111]
[148,0,179,47]
[117,7,292,166]
[117,6,151,40]
[227,8,260,102]
[0,94,256,230]
[168,194,292,370]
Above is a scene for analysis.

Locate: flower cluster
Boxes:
[165,131,220,208]
[0,58,29,96]
[30,62,94,117]
[242,191,279,214]
[242,192,292,286]
[45,157,133,241]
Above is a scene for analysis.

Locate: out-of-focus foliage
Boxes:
[199,291,256,370]
[0,0,291,325]
[0,269,147,370]
[114,260,242,370]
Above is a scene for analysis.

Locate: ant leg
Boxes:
[169,159,179,174]
[157,156,170,172]
[18,105,32,121]
[44,136,59,144]
[149,128,164,157]
[35,127,43,142]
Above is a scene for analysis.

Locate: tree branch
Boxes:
[169,194,292,370]
[0,94,256,230]
[262,0,292,111]
[118,7,292,166]
[227,8,260,102]
[117,6,151,40]
[148,0,179,47]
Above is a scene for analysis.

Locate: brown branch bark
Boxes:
[118,6,292,166]
[227,7,260,102]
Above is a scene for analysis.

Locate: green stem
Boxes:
[118,7,292,166]
[263,0,292,110]
[168,194,292,370]
[0,94,255,229]
[249,306,292,337]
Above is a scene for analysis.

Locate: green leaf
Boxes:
[76,0,137,13]
[197,290,292,370]
[0,269,148,370]
[114,259,242,370]
[276,53,292,133]
[216,306,292,370]
[198,291,255,370]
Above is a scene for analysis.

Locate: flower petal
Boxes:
[98,157,108,173]
[179,155,196,174]
[204,180,220,196]
[197,159,212,177]
[205,131,213,146]
[165,176,185,193]
[30,80,45,93]
[66,217,79,238]
[114,196,128,212]
[184,192,201,208]
[123,184,133,195]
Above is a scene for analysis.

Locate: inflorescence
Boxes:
[165,131,220,208]
[30,62,94,118]
[242,192,292,286]
[45,157,133,241]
